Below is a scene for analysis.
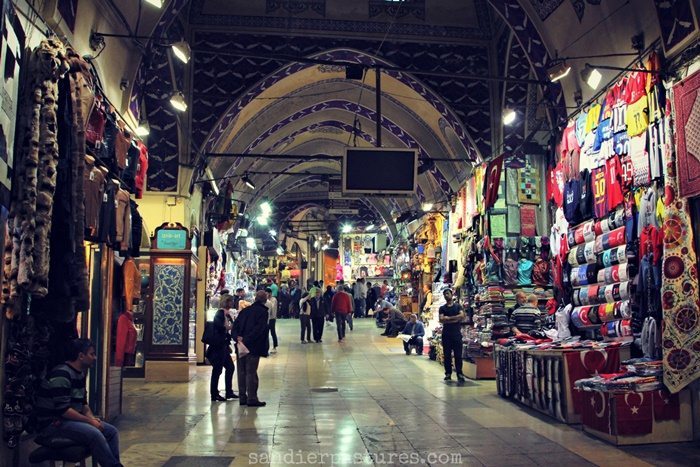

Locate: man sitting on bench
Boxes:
[35,339,122,467]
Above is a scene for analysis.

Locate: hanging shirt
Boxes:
[620,154,635,192]
[630,132,650,186]
[547,162,565,206]
[575,111,588,147]
[614,131,630,156]
[579,131,599,172]
[579,169,594,222]
[517,259,534,286]
[563,179,582,224]
[605,155,625,211]
[585,103,602,133]
[648,119,666,181]
[638,187,659,237]
[592,167,607,219]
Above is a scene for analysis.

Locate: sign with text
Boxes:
[156,229,188,250]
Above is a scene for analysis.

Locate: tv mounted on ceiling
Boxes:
[342,148,418,196]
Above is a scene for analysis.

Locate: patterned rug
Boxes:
[662,78,700,393]
[673,69,700,197]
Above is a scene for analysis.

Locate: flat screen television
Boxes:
[342,148,418,195]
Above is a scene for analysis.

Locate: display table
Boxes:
[582,388,692,445]
[494,345,630,424]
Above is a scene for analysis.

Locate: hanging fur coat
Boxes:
[2,38,68,306]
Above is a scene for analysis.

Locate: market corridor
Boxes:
[116,321,694,467]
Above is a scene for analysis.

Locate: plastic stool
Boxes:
[29,435,94,467]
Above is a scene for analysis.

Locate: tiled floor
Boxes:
[116,320,698,466]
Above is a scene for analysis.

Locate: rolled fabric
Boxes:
[567,220,596,247]
[596,264,631,284]
[601,319,632,338]
[597,245,627,268]
[594,208,625,235]
[568,241,597,266]
[597,303,616,322]
[570,264,599,287]
[571,306,595,328]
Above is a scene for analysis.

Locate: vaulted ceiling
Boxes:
[127,0,577,242]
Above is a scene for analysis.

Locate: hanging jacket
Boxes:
[115,312,137,366]
[134,141,149,199]
[123,258,141,312]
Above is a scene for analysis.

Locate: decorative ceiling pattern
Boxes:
[502,38,531,153]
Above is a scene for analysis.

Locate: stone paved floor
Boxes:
[116,320,700,466]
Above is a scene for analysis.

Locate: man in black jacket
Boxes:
[232,290,270,407]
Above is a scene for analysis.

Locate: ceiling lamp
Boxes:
[341,224,352,234]
[380,225,388,231]
[328,238,334,244]
[276,246,284,255]
[256,215,268,226]
[260,201,272,214]
[268,229,276,237]
[245,237,256,249]
[169,92,187,112]
[171,41,191,64]
[365,224,375,231]
[581,64,603,90]
[145,0,163,7]
[422,203,433,212]
[321,245,329,250]
[502,108,516,126]
[547,60,571,82]
[242,175,255,190]
[134,119,150,137]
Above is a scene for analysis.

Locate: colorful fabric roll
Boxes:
[567,220,596,247]
[601,319,632,338]
[598,303,616,322]
[597,245,627,268]
[594,208,625,235]
[597,264,631,284]
[571,306,596,328]
[597,300,632,323]
[594,226,626,253]
[570,264,599,286]
[568,242,597,266]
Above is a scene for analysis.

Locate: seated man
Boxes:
[401,314,425,355]
[511,294,542,336]
[382,306,407,337]
[35,339,122,467]
[374,300,393,328]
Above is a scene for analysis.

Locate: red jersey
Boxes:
[620,154,634,192]
[548,162,565,206]
[624,70,648,105]
[592,167,607,219]
[605,155,625,210]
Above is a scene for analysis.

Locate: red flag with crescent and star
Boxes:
[483,154,504,210]
[653,389,681,421]
[581,390,610,434]
[566,348,621,414]
[615,391,653,436]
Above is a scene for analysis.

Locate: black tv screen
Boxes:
[343,148,418,195]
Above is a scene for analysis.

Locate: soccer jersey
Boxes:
[624,70,649,105]
[560,121,580,159]
[630,132,650,186]
[585,103,602,133]
[548,162,565,206]
[593,119,612,152]
[579,131,599,172]
[620,154,634,192]
[579,169,593,221]
[648,119,666,180]
[625,94,649,137]
[592,167,607,219]
[614,131,630,156]
[605,155,625,210]
[576,112,587,147]
[563,179,581,224]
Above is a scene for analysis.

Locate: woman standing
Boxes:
[207,299,238,401]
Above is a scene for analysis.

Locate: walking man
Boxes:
[299,290,312,344]
[306,287,325,343]
[352,278,367,318]
[232,290,270,407]
[331,283,353,341]
[265,288,279,353]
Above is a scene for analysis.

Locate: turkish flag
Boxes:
[653,389,681,421]
[566,348,621,414]
[615,392,653,436]
[483,154,504,210]
[581,390,611,434]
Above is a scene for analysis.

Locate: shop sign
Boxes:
[329,208,359,215]
[156,229,188,250]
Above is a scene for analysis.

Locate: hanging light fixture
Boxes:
[581,64,603,90]
[547,60,571,82]
[342,224,352,233]
[169,91,187,112]
[145,0,163,8]
[134,119,150,137]
[502,108,516,125]
[365,224,375,231]
[171,41,191,64]
[242,174,255,190]
[422,203,433,212]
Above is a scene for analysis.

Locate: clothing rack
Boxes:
[11,0,145,144]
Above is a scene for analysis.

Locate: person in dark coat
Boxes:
[289,281,302,318]
[207,303,238,402]
[232,290,270,407]
[366,282,377,316]
[305,288,324,343]
[323,285,335,320]
[278,285,291,319]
